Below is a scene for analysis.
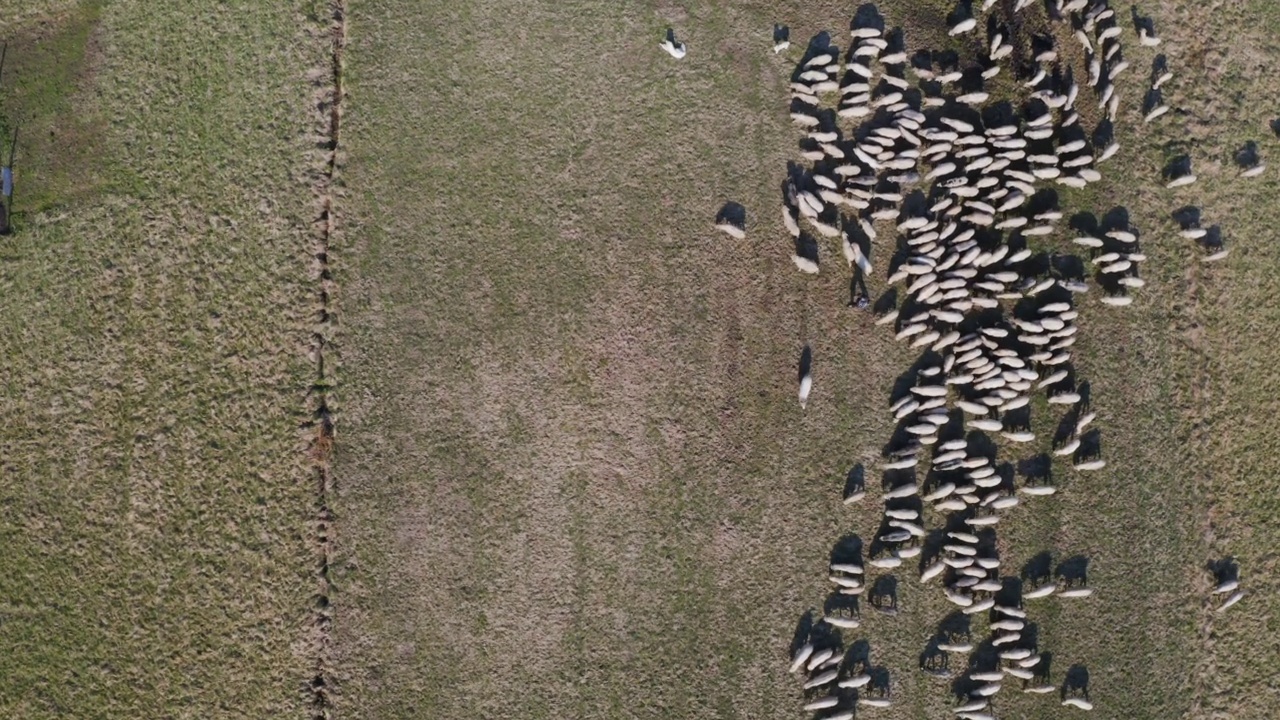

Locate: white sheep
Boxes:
[839,673,871,689]
[1024,583,1057,599]
[804,696,840,711]
[807,648,834,671]
[804,669,839,689]
[789,643,813,673]
[1217,589,1245,612]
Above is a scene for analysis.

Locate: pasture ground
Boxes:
[0,1,329,716]
[0,0,1277,719]
[331,1,1280,719]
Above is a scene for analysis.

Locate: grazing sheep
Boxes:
[1024,583,1057,599]
[921,561,946,583]
[965,515,1000,527]
[1217,589,1245,612]
[773,24,791,53]
[1164,155,1197,188]
[954,699,988,713]
[804,696,839,711]
[1212,579,1239,595]
[789,643,814,673]
[660,28,687,59]
[793,233,820,273]
[963,598,996,615]
[870,555,903,569]
[804,669,839,689]
[885,482,919,499]
[798,345,813,409]
[1063,697,1094,710]
[807,647,835,671]
[947,0,977,36]
[714,202,746,238]
[825,615,860,629]
[839,672,872,689]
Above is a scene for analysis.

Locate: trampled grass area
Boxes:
[0,1,328,716]
[331,1,1280,720]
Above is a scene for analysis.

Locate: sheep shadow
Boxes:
[830,534,865,571]
[937,611,972,642]
[1171,205,1201,230]
[1069,211,1099,236]
[1062,664,1090,700]
[1092,117,1114,150]
[1201,224,1225,252]
[918,528,947,570]
[867,665,892,696]
[919,635,951,675]
[965,431,999,464]
[1034,650,1055,684]
[1017,621,1040,653]
[1076,380,1092,414]
[1027,188,1060,218]
[1234,140,1261,170]
[1003,405,1032,434]
[843,638,872,671]
[1142,87,1164,116]
[1050,252,1086,284]
[1073,428,1102,464]
[1055,555,1090,586]
[844,463,866,502]
[1022,551,1054,585]
[790,609,816,657]
[824,591,861,620]
[1162,154,1192,181]
[1018,452,1053,484]
[849,267,871,308]
[994,576,1023,609]
[869,575,899,614]
[715,201,746,230]
[873,286,898,316]
[1207,557,1239,585]
[1099,206,1131,233]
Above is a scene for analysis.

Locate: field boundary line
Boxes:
[307,0,346,717]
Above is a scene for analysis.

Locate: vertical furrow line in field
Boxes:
[1180,260,1217,720]
[307,0,346,717]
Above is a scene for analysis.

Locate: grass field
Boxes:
[1,0,1278,718]
[331,1,1280,719]
[0,1,329,716]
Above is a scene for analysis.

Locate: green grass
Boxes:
[0,1,329,717]
[0,1,109,214]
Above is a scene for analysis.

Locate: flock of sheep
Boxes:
[777,2,1120,715]
[701,0,1249,716]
